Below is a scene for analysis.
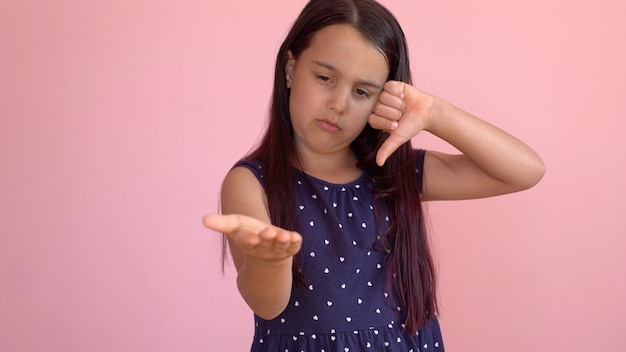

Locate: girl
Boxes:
[204,0,545,350]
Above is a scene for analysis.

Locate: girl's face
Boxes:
[285,24,389,164]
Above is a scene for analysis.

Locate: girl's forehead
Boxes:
[302,24,388,79]
[308,24,378,52]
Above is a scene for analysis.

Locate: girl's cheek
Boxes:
[361,102,377,116]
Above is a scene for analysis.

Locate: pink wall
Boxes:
[1,0,624,351]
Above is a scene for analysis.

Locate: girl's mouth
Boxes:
[317,119,341,132]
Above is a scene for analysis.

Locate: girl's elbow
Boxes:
[253,304,288,320]
[244,293,289,320]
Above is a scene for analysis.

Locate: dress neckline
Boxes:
[294,167,369,188]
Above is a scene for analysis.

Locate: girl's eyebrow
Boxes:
[313,60,384,90]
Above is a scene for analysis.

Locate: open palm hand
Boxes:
[203,214,302,262]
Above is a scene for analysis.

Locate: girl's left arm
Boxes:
[370,81,545,201]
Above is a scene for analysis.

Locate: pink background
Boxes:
[1,0,625,351]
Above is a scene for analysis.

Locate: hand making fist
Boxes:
[369,81,437,166]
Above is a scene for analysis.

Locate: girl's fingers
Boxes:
[260,228,302,254]
[383,80,405,97]
[376,133,411,166]
[369,83,406,131]
[203,213,243,234]
[270,230,295,252]
[369,113,398,131]
[203,213,267,236]
[377,88,404,109]
[203,213,302,258]
[255,227,280,252]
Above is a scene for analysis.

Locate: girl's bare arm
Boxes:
[204,167,301,319]
[370,81,545,200]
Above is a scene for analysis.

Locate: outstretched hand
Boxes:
[203,214,302,262]
[369,81,436,166]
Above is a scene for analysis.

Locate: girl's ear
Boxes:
[285,50,295,87]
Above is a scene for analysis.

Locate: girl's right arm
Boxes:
[203,166,302,320]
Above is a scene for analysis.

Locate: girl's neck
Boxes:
[296,149,362,184]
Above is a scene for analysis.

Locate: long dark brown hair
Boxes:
[224,0,437,333]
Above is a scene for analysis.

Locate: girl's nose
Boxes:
[327,88,349,115]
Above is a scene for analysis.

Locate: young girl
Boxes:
[204,0,544,350]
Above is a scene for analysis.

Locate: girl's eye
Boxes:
[355,88,371,98]
[316,75,330,82]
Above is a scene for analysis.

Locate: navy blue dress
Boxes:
[237,150,444,352]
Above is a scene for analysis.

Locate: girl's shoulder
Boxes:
[232,159,266,185]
